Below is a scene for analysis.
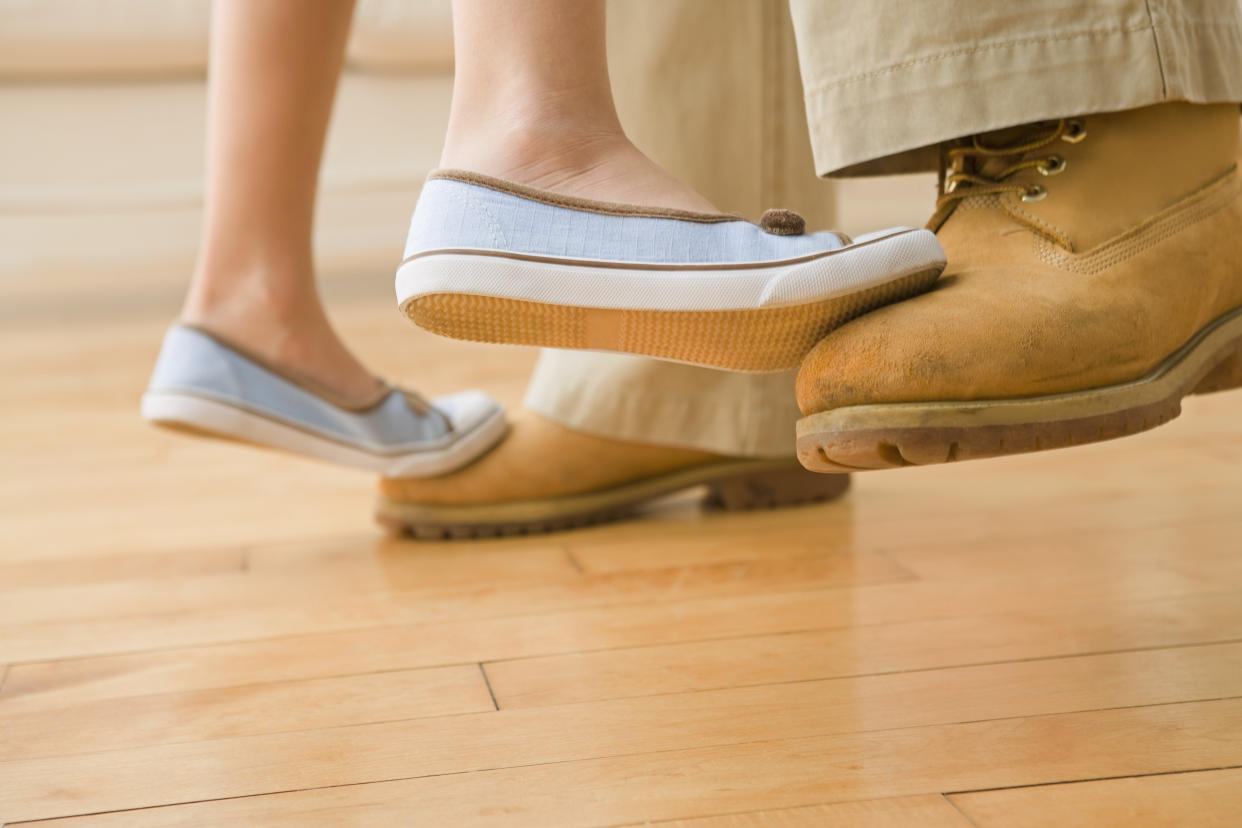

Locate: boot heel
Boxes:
[704,465,850,511]
[1192,337,1242,395]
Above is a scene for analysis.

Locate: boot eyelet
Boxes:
[1039,155,1067,176]
[1061,119,1087,143]
[1021,185,1048,203]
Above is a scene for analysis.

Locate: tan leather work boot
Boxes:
[796,102,1242,471]
[376,413,849,539]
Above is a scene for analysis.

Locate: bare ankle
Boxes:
[179,261,383,403]
[441,111,627,182]
[183,251,312,320]
[439,118,718,212]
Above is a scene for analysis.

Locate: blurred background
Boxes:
[4,4,1242,825]
[2,0,1236,552]
[0,0,930,327]
[0,0,926,565]
[0,0,936,548]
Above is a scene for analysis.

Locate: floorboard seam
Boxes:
[944,792,984,827]
[6,691,1241,767]
[0,663,502,710]
[479,663,499,711]
[562,546,585,574]
[5,642,1241,762]
[0,576,923,666]
[6,697,1241,820]
[9,633,1241,725]
[484,636,1242,709]
[591,793,976,828]
[943,762,1242,797]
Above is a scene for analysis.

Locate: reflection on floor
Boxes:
[2,268,1241,827]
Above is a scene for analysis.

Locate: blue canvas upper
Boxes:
[404,174,847,265]
[146,325,463,453]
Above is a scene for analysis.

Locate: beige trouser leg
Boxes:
[789,0,1242,176]
[524,0,828,458]
[528,0,1242,457]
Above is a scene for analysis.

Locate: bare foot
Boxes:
[180,265,384,406]
[440,128,720,214]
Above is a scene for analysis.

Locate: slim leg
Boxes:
[181,0,381,402]
[439,0,717,212]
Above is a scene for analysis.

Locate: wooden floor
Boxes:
[2,267,1242,827]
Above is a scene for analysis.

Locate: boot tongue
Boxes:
[970,121,1058,178]
[977,123,1045,144]
[930,120,1058,235]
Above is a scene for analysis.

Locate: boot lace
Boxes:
[935,118,1085,210]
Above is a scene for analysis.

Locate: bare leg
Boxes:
[440,0,718,212]
[181,0,382,403]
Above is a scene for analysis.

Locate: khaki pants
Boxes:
[525,0,1242,457]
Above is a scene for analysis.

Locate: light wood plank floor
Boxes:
[2,266,1241,827]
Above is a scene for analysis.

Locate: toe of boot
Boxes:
[795,294,971,415]
[794,267,1153,416]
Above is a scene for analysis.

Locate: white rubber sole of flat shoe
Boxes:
[141,391,508,477]
[396,228,946,372]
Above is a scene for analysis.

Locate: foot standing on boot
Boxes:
[396,0,946,372]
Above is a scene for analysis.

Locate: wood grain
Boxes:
[3,240,1241,825]
[620,795,975,827]
[951,767,1242,828]
[0,553,907,664]
[11,699,1242,825]
[0,664,495,761]
[3,644,1241,821]
[483,591,1242,707]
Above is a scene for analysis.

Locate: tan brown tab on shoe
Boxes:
[759,208,806,236]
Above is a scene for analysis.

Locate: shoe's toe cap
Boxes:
[432,389,504,434]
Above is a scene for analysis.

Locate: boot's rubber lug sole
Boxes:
[400,264,943,373]
[375,459,850,540]
[797,304,1242,472]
